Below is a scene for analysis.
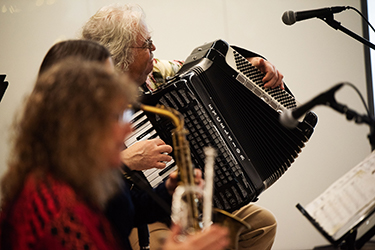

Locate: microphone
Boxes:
[280,83,344,129]
[282,6,348,25]
[0,74,8,102]
[137,224,150,250]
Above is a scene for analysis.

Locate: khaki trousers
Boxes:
[129,203,277,250]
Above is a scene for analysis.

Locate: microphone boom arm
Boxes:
[304,83,374,125]
[326,87,375,150]
[320,14,375,50]
[291,83,344,121]
[280,82,375,149]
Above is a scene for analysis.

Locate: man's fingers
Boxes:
[154,138,166,145]
[154,161,167,169]
[159,144,173,154]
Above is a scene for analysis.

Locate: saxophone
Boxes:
[134,103,250,250]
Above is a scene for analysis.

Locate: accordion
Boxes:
[127,39,317,213]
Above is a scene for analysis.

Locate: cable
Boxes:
[347,6,375,33]
[341,81,372,119]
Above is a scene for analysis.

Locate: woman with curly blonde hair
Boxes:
[0,58,136,249]
[0,44,229,250]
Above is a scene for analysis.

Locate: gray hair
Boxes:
[81,3,149,72]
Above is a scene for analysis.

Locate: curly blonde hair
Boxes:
[2,58,137,208]
[81,3,149,73]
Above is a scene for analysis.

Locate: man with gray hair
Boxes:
[81,3,281,250]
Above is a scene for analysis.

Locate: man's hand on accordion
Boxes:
[247,57,285,90]
[121,138,173,171]
[165,168,205,195]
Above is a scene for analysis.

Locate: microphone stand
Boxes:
[323,86,375,151]
[318,14,375,50]
[316,14,375,149]
[321,87,375,249]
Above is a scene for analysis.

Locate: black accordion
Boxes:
[127,39,317,213]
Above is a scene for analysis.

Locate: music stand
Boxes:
[297,151,375,250]
[0,74,8,102]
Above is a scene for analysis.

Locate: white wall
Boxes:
[0,0,371,249]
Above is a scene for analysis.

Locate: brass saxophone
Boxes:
[134,103,250,250]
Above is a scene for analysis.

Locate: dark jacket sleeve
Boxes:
[130,180,172,226]
[105,178,172,249]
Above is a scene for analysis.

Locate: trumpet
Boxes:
[133,103,250,250]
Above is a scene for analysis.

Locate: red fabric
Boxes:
[0,174,124,250]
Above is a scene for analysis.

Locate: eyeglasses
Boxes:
[114,109,134,125]
[130,38,154,50]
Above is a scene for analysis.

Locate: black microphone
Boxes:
[138,224,150,250]
[0,74,8,103]
[280,83,344,129]
[282,6,348,25]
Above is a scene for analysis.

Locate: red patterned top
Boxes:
[0,173,124,250]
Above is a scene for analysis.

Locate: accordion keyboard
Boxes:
[124,110,177,188]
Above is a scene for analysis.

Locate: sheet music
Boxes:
[305,150,375,239]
